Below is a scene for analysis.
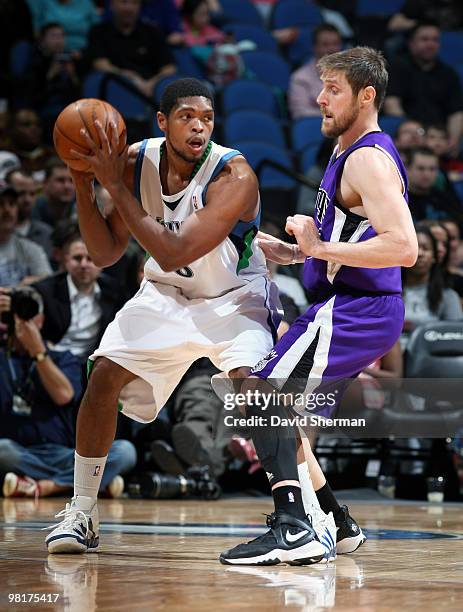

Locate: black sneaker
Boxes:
[220,512,325,566]
[335,505,366,554]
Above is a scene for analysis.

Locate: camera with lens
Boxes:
[1,287,42,337]
[128,465,222,501]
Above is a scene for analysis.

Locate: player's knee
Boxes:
[88,357,135,398]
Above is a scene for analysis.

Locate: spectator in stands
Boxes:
[6,110,55,182]
[425,219,463,299]
[31,158,76,229]
[103,0,184,45]
[405,146,463,224]
[22,23,81,132]
[388,0,463,34]
[0,288,136,498]
[26,0,100,53]
[384,22,463,156]
[394,119,425,156]
[288,24,343,120]
[441,219,463,298]
[0,0,33,77]
[5,169,52,257]
[425,124,463,184]
[181,0,225,47]
[0,186,52,287]
[402,224,463,342]
[33,233,126,363]
[86,0,176,99]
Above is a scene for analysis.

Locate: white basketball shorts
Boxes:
[89,276,281,423]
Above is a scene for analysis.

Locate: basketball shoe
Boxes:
[335,505,366,554]
[220,512,325,566]
[308,505,337,563]
[2,473,39,498]
[45,496,99,554]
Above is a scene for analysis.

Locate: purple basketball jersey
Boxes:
[303,131,408,297]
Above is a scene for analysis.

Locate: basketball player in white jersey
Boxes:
[45,79,342,560]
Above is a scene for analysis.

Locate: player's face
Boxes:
[64,240,101,288]
[161,97,214,164]
[317,72,360,138]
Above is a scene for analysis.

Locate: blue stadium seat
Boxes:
[83,72,147,119]
[454,181,463,201]
[232,140,296,188]
[9,40,33,76]
[379,116,403,137]
[440,32,463,65]
[224,23,279,53]
[241,51,291,91]
[222,80,280,117]
[301,144,319,172]
[356,0,404,17]
[220,0,263,26]
[271,0,323,29]
[224,111,286,148]
[154,75,187,106]
[291,117,323,152]
[83,72,104,98]
[171,48,205,80]
[286,27,313,67]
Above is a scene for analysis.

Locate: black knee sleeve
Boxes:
[246,401,299,486]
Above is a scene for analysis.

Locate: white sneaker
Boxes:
[45,496,99,554]
[308,505,337,563]
[106,475,124,499]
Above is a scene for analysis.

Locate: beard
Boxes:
[321,102,360,138]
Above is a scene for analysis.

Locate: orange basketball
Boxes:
[53,98,127,172]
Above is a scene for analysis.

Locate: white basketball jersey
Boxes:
[135,138,268,299]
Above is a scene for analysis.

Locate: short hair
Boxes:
[181,0,207,19]
[312,23,342,46]
[44,157,67,180]
[317,46,388,110]
[404,145,438,166]
[51,220,80,249]
[39,22,64,39]
[159,78,214,116]
[407,21,440,41]
[5,167,34,184]
[426,123,448,136]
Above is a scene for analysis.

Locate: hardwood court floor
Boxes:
[1,497,462,611]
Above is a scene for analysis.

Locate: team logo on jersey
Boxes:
[251,349,279,373]
[156,217,183,232]
[193,195,199,210]
[315,188,329,224]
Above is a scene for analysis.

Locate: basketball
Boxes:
[53,98,127,172]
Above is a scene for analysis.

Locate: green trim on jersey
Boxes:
[236,227,256,273]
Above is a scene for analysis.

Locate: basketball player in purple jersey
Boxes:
[220,47,418,566]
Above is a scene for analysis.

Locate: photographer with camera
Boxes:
[0,185,52,288]
[0,287,136,498]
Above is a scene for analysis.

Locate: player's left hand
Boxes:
[285,215,321,257]
[70,121,128,191]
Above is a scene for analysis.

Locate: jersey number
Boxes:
[175,267,194,278]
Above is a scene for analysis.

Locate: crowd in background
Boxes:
[1,0,463,502]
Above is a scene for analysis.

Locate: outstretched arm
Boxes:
[286,147,418,268]
[74,121,259,272]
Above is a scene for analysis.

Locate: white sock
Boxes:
[74,451,107,503]
[297,461,321,513]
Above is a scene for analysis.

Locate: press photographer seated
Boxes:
[0,287,136,498]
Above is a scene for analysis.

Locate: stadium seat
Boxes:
[241,51,291,91]
[286,27,313,67]
[224,24,279,53]
[221,80,280,117]
[291,117,323,152]
[224,111,286,148]
[9,40,33,76]
[82,71,104,98]
[300,144,320,172]
[456,63,463,87]
[232,140,296,188]
[356,0,405,17]
[379,116,403,137]
[220,0,263,26]
[171,48,205,80]
[271,0,323,29]
[454,181,463,201]
[440,32,463,65]
[154,75,187,106]
[405,321,463,378]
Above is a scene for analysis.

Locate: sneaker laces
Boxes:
[43,504,90,536]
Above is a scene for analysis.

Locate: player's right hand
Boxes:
[257,231,301,265]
